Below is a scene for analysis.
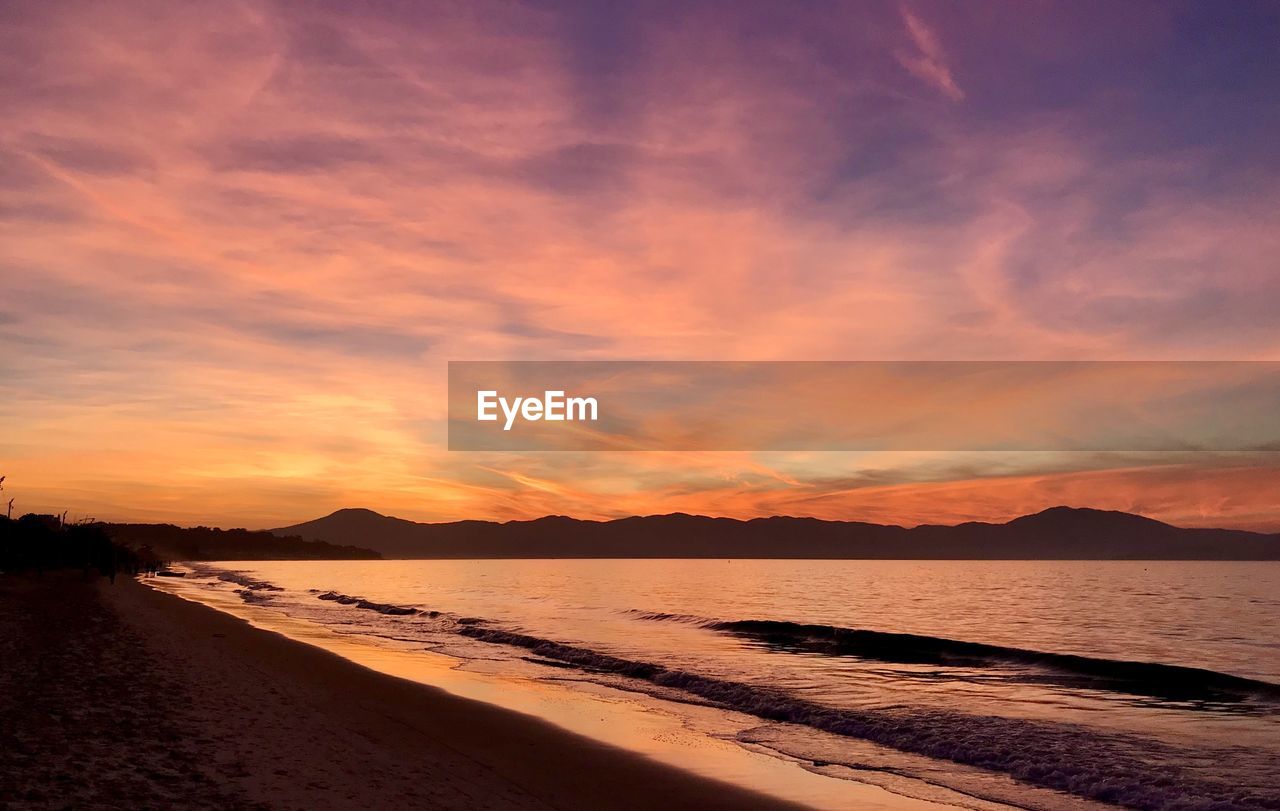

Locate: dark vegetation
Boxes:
[0,514,138,579]
[0,476,378,573]
[0,475,148,577]
[1,516,379,574]
[104,523,380,561]
[0,516,379,576]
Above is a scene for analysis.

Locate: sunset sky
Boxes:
[2,1,1279,530]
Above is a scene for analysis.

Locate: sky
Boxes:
[2,1,1279,530]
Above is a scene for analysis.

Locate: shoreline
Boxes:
[107,575,811,809]
[1,572,950,809]
[140,572,964,810]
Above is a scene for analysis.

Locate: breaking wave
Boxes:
[214,571,282,591]
[702,619,1280,705]
[627,610,1280,705]
[315,591,417,616]
[198,568,284,604]
[457,625,1280,810]
[620,609,710,624]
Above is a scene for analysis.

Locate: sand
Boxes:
[0,573,810,809]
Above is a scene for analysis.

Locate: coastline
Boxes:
[1,573,943,809]
[114,575,810,809]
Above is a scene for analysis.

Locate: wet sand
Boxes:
[0,573,817,809]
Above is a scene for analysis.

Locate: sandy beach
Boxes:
[0,573,811,810]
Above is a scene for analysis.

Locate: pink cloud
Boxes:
[2,1,1277,529]
[896,8,965,101]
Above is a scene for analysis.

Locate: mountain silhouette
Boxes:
[271,506,1279,560]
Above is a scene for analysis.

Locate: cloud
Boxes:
[2,1,1278,528]
[24,135,155,176]
[895,8,964,101]
[0,201,83,224]
[208,135,385,174]
[513,142,638,195]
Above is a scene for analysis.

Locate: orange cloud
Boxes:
[2,2,1277,531]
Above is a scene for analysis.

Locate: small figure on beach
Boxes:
[138,545,160,578]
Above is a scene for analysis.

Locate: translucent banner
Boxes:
[447,361,1280,451]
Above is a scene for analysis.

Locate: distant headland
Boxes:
[272,506,1280,561]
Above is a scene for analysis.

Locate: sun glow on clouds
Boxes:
[1,1,1278,529]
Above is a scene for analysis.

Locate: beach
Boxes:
[0,574,814,810]
[154,559,1280,810]
[6,562,1277,810]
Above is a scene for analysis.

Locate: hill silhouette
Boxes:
[104,523,380,561]
[272,506,1279,560]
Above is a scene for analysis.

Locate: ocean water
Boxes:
[171,560,1280,810]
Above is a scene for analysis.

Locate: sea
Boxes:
[154,560,1280,810]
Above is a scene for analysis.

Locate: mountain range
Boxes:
[271,506,1280,560]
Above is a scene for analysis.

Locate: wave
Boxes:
[316,590,361,604]
[214,571,283,591]
[620,609,710,624]
[201,569,283,604]
[457,625,1278,810]
[315,591,417,616]
[701,619,1280,704]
